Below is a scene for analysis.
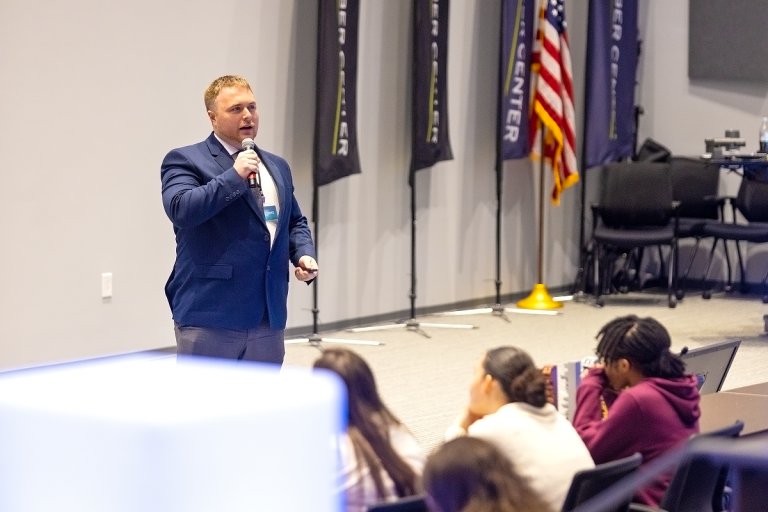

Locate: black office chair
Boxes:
[630,420,744,512]
[590,162,680,308]
[366,494,428,512]
[687,435,768,512]
[701,175,768,302]
[668,157,725,299]
[731,465,768,512]
[561,453,643,512]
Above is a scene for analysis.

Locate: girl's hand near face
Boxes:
[456,407,484,431]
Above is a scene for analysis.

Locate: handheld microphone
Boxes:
[241,138,258,189]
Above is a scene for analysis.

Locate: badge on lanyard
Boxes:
[264,203,278,222]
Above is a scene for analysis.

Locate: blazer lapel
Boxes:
[206,133,236,174]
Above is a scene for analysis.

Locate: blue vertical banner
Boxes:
[500,0,535,161]
[314,0,362,187]
[410,0,453,177]
[584,0,638,169]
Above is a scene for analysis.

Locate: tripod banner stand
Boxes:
[349,0,475,338]
[287,0,379,347]
[441,0,537,321]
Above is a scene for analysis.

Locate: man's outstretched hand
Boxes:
[295,256,318,282]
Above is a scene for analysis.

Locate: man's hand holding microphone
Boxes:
[234,138,261,186]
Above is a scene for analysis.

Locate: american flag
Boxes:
[530,0,578,204]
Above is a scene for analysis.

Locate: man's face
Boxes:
[207,86,259,148]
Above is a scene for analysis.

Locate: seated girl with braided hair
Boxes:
[572,315,701,507]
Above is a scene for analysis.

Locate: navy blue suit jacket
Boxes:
[161,133,315,330]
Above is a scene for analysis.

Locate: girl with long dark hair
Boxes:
[314,348,424,512]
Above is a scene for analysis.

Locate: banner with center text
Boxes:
[583,0,638,169]
[500,0,535,161]
[410,0,453,178]
[314,0,362,187]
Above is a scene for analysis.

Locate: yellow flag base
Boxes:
[517,284,563,310]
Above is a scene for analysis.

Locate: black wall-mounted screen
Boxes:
[689,0,768,81]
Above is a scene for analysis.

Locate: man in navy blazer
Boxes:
[161,75,317,364]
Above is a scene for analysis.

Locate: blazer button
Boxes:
[263,235,269,241]
[267,265,271,271]
[225,197,230,202]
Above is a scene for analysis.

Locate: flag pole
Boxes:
[517,124,562,310]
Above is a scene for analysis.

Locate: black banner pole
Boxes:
[442,22,510,321]
[494,11,505,313]
[409,178,418,322]
[285,0,379,347]
[311,182,320,336]
[348,0,476,336]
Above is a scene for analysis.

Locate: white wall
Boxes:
[0,0,586,370]
[637,0,768,283]
[638,1,768,155]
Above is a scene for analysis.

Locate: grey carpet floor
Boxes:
[284,292,768,453]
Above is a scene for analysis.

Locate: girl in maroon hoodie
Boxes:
[572,315,701,507]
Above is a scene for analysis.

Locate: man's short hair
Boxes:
[204,75,252,112]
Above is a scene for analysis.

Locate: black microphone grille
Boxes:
[241,138,255,151]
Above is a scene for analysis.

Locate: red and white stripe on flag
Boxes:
[530,0,578,205]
